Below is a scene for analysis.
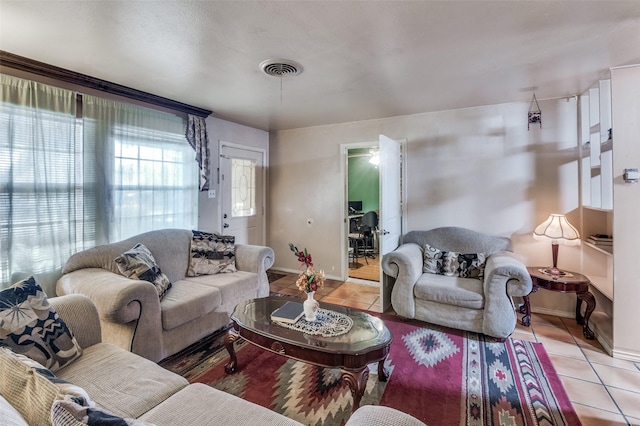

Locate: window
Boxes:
[1,76,198,290]
[231,158,256,217]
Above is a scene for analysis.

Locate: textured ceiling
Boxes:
[2,1,640,131]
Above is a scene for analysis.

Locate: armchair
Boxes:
[381,227,532,339]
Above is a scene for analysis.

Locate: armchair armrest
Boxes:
[484,252,532,298]
[381,243,424,318]
[234,244,275,297]
[481,251,533,337]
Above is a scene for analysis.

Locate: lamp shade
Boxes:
[533,214,581,246]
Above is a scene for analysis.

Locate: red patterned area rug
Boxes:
[160,315,580,426]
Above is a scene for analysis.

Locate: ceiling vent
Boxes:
[260,59,303,77]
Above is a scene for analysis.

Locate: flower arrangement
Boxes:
[289,243,325,293]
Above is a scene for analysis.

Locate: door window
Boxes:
[231,158,256,217]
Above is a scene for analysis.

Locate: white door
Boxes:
[219,143,265,245]
[378,134,403,310]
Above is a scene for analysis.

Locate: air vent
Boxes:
[260,59,303,77]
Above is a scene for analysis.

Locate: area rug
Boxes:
[160,315,580,426]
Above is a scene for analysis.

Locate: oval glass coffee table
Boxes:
[225,296,392,412]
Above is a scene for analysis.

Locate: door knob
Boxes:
[223,223,229,228]
[382,229,390,235]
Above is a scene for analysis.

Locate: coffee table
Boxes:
[224,296,392,412]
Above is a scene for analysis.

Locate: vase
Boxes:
[303,291,319,321]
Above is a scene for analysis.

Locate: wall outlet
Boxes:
[207,189,216,198]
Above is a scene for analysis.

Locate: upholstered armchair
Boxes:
[381,227,532,339]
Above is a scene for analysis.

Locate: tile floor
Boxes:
[270,275,640,426]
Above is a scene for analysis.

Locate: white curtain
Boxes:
[82,95,198,244]
[1,76,199,293]
[0,75,84,292]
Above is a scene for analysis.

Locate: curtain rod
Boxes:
[0,50,212,118]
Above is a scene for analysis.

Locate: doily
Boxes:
[274,308,353,337]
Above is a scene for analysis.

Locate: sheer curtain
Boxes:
[1,76,199,293]
[0,75,83,292]
[82,95,198,244]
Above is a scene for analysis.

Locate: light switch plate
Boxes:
[623,168,639,183]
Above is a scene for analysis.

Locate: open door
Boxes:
[378,134,403,311]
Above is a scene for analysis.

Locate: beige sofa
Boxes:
[57,229,275,362]
[382,227,532,339]
[0,294,426,426]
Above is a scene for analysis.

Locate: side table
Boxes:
[522,267,596,339]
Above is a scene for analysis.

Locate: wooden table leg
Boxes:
[378,357,389,382]
[224,329,241,373]
[520,294,531,326]
[576,292,596,339]
[341,368,369,413]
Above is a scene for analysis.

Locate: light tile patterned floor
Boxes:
[270,275,640,426]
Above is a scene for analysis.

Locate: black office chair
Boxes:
[361,211,378,258]
[348,216,367,266]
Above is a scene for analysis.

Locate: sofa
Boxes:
[56,229,275,362]
[381,227,532,339]
[0,293,426,426]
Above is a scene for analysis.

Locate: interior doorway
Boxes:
[346,145,380,283]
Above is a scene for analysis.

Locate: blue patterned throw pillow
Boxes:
[114,243,172,299]
[423,243,486,279]
[187,230,237,276]
[0,277,82,372]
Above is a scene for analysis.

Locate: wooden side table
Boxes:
[522,267,596,339]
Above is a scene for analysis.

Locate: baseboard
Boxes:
[530,307,575,319]
[612,348,640,362]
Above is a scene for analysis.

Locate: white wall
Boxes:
[269,97,582,316]
[197,116,269,234]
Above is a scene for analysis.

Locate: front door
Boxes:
[219,143,265,245]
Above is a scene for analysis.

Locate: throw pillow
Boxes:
[114,243,172,299]
[423,243,486,279]
[0,276,82,372]
[187,230,237,276]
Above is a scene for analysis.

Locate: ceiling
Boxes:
[2,1,640,131]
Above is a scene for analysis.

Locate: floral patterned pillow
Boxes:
[115,243,172,299]
[0,277,82,372]
[423,243,486,279]
[187,230,237,276]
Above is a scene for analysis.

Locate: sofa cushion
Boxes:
[183,270,259,313]
[423,243,486,279]
[0,276,82,372]
[56,342,188,419]
[160,280,222,331]
[115,243,172,299]
[414,273,484,309]
[139,383,302,426]
[187,230,237,276]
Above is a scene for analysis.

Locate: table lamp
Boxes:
[533,213,581,276]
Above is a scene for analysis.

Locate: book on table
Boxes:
[271,301,304,324]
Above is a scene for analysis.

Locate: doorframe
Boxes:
[339,139,408,283]
[218,140,267,245]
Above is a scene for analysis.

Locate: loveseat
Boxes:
[57,229,275,362]
[381,227,532,339]
[0,293,426,426]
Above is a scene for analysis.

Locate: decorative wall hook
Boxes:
[528,93,541,130]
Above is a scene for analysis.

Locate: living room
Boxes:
[2,1,640,425]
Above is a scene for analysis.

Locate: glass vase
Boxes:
[303,291,319,321]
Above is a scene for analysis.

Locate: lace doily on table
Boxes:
[274,308,353,337]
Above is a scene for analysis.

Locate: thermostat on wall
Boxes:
[623,168,639,183]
